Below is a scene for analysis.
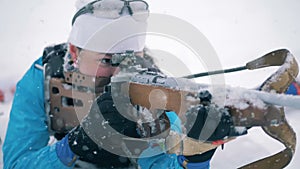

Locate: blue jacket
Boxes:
[3,58,69,169]
[286,82,300,95]
[2,57,210,169]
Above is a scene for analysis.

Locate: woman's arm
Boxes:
[3,58,69,169]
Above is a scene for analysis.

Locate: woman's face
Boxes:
[77,49,118,77]
[70,44,143,77]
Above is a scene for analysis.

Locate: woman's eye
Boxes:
[100,58,111,65]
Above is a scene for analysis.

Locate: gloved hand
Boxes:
[186,90,247,141]
[66,90,142,168]
[183,90,247,163]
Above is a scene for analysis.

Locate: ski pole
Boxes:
[182,49,289,79]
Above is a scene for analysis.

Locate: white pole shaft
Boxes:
[250,90,300,109]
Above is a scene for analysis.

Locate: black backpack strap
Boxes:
[42,43,68,78]
[42,43,68,140]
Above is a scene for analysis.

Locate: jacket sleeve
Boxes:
[2,58,70,169]
[138,112,211,169]
[138,112,184,169]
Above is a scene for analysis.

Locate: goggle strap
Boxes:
[72,0,100,25]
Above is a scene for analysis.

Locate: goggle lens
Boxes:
[72,0,149,25]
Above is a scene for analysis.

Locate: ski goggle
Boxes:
[72,0,149,25]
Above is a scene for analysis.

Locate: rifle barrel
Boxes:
[182,66,247,79]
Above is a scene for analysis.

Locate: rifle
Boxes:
[110,49,298,169]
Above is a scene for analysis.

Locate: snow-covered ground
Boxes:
[212,108,300,168]
[1,0,300,168]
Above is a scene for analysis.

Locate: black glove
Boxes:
[186,90,247,141]
[68,91,140,168]
[184,90,247,162]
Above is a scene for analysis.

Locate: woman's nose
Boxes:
[112,67,121,76]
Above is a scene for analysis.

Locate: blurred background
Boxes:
[1,0,300,87]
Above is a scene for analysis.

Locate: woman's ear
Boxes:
[69,43,79,62]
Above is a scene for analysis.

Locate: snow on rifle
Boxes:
[110,49,298,169]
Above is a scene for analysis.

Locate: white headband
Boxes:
[68,13,148,53]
